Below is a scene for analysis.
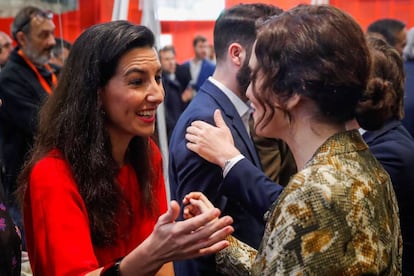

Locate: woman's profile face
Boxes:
[246,50,286,139]
[101,46,164,143]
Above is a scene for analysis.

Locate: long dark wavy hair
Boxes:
[18,21,158,247]
[250,5,371,129]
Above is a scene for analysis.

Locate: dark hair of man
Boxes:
[251,4,371,128]
[51,37,72,57]
[11,6,43,42]
[356,34,405,130]
[192,35,207,48]
[159,45,175,56]
[18,21,158,247]
[367,19,406,47]
[213,4,283,64]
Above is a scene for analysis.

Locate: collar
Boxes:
[362,120,402,143]
[17,49,57,94]
[304,130,368,169]
[208,76,250,119]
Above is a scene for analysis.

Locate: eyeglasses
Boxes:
[15,10,53,33]
[0,42,12,51]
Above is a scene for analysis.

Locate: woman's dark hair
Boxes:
[356,34,405,130]
[18,21,157,246]
[251,5,371,128]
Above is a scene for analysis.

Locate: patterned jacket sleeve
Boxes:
[215,235,257,275]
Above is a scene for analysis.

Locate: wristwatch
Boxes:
[101,258,123,276]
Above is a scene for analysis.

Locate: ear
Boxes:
[15,31,27,48]
[285,93,301,111]
[228,43,244,67]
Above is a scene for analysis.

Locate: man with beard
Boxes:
[0,6,56,249]
[181,35,215,93]
[168,4,285,275]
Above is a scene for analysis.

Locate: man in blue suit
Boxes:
[168,4,284,275]
[181,35,215,92]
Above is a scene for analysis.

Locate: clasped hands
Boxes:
[183,192,216,220]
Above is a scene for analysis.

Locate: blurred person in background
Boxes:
[0,31,13,71]
[159,45,193,140]
[0,6,56,250]
[181,35,215,92]
[49,37,71,69]
[367,18,406,56]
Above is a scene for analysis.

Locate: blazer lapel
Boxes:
[199,80,262,168]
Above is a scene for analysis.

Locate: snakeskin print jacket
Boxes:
[216,130,402,275]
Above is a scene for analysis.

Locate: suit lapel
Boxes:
[199,80,262,168]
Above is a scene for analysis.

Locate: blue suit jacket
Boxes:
[403,59,414,138]
[363,120,414,275]
[182,59,215,91]
[169,79,282,275]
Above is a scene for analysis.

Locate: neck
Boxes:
[212,65,243,100]
[345,118,360,131]
[283,110,345,170]
[193,56,202,63]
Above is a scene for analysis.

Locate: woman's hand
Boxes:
[183,192,215,219]
[119,200,234,276]
[186,109,241,168]
[147,200,233,260]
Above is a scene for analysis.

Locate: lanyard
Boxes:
[17,49,57,94]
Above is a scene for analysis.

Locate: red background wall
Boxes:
[1,0,413,63]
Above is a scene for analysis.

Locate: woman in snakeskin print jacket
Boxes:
[184,4,402,275]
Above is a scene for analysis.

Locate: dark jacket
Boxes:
[162,72,187,140]
[0,48,54,202]
[363,120,414,276]
[403,59,414,138]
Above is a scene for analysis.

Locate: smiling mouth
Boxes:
[136,110,156,118]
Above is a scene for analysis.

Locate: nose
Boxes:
[147,80,164,104]
[246,82,253,100]
[47,35,56,48]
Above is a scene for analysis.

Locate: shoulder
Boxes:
[367,126,414,161]
[181,61,190,67]
[1,53,29,76]
[0,62,27,84]
[172,92,218,127]
[290,152,388,199]
[30,151,74,189]
[202,59,215,70]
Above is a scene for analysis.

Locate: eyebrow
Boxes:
[125,66,162,76]
[125,68,146,76]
